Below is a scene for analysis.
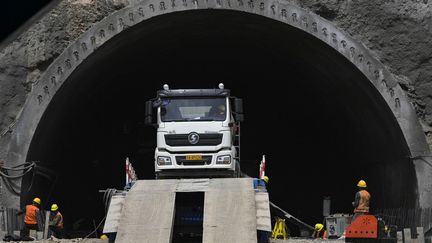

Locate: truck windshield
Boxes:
[160,97,227,122]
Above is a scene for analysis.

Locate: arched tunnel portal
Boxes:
[4,1,430,236]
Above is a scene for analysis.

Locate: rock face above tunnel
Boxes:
[1,0,431,148]
[0,0,127,141]
[296,0,432,141]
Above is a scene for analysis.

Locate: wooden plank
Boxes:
[397,231,403,243]
[43,211,50,239]
[255,192,271,232]
[102,194,126,234]
[404,228,413,243]
[176,178,210,192]
[417,227,424,243]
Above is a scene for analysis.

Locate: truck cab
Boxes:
[145,83,244,178]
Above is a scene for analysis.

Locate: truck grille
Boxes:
[165,134,223,146]
[176,156,212,166]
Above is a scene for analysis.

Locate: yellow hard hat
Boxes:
[263,176,269,183]
[51,204,59,211]
[357,180,367,188]
[33,197,41,205]
[315,223,324,232]
[100,234,108,239]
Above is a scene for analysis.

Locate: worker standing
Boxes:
[312,223,326,239]
[352,179,371,221]
[210,104,226,120]
[17,197,42,239]
[263,176,269,186]
[49,204,64,239]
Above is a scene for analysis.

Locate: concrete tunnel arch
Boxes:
[3,0,432,234]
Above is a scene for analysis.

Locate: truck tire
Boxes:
[234,161,241,178]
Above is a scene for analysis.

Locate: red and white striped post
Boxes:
[125,157,130,187]
[259,155,266,180]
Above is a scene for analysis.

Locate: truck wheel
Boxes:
[235,162,241,178]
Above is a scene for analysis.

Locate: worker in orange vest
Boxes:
[312,223,327,239]
[17,197,41,239]
[49,204,64,239]
[352,179,371,221]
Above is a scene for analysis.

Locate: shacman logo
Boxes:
[188,132,200,144]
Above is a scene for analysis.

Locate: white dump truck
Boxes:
[145,83,244,178]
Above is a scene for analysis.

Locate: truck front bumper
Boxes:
[154,150,235,172]
[155,169,237,179]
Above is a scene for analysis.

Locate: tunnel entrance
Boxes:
[23,9,417,236]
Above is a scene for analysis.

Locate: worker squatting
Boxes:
[17,198,64,240]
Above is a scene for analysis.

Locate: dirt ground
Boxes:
[270,238,344,242]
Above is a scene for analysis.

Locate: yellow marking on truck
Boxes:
[186,155,202,160]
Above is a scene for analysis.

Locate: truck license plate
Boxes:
[186,155,202,160]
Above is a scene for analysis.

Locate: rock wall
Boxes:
[0,0,431,148]
[296,0,432,145]
[0,0,127,140]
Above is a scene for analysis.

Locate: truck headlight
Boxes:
[216,155,231,164]
[157,156,172,166]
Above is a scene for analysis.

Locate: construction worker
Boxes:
[263,176,269,185]
[352,179,371,221]
[217,104,225,115]
[210,104,226,120]
[17,197,41,239]
[312,223,327,239]
[262,176,269,191]
[101,233,116,243]
[49,204,64,239]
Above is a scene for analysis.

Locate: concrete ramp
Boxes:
[203,178,257,243]
[103,194,126,234]
[114,180,177,243]
[112,178,260,243]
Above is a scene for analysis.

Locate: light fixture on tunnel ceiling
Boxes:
[163,84,169,90]
[219,83,224,89]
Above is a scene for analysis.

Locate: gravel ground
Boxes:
[270,238,344,243]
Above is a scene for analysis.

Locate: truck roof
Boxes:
[157,88,230,98]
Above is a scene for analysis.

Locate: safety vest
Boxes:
[354,190,370,213]
[24,205,39,225]
[53,212,64,229]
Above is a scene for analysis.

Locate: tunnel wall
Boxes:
[0,0,431,211]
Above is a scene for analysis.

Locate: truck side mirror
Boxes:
[233,98,244,122]
[144,101,153,125]
[234,98,243,114]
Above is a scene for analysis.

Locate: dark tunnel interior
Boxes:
[23,10,417,236]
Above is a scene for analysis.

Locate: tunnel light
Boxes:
[157,156,172,166]
[218,83,224,89]
[216,155,231,164]
[163,84,169,90]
